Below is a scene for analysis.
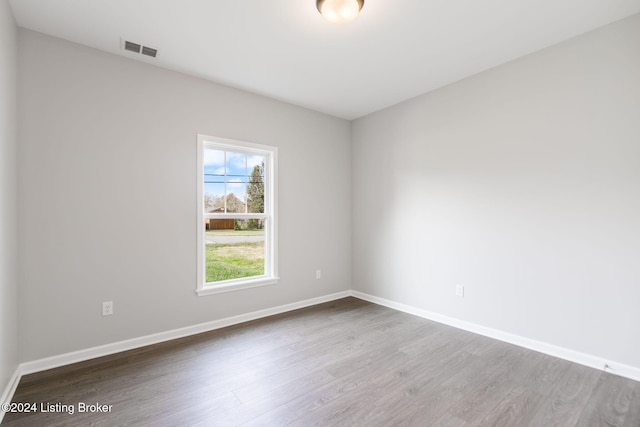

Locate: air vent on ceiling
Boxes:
[122,39,158,58]
[141,46,158,58]
[124,40,141,53]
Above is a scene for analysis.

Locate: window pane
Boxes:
[247,156,265,214]
[203,147,226,213]
[204,220,265,283]
[225,151,247,212]
[203,149,265,214]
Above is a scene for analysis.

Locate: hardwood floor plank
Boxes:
[442,344,534,423]
[232,368,336,407]
[284,349,413,421]
[3,297,639,426]
[292,346,481,425]
[621,381,640,427]
[238,404,298,427]
[475,387,545,427]
[577,372,637,427]
[527,361,601,426]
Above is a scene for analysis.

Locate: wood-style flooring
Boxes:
[3,297,639,426]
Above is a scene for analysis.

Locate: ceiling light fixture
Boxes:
[317,0,364,24]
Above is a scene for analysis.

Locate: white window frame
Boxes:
[196,134,278,296]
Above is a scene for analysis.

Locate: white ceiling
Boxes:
[9,0,640,120]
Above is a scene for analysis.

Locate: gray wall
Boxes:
[18,30,351,361]
[0,0,18,395]
[352,14,640,369]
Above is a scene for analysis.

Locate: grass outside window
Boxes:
[205,241,264,282]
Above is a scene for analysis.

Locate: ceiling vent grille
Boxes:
[122,39,158,58]
[141,46,158,58]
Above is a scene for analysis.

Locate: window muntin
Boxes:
[203,149,265,214]
[197,135,277,295]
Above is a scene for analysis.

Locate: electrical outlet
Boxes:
[316,270,321,279]
[455,285,464,297]
[102,301,113,316]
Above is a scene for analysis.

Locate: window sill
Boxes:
[196,276,279,296]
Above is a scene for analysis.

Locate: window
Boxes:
[197,135,278,295]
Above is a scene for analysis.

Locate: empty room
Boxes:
[1,0,639,425]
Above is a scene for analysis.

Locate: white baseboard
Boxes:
[1,292,353,423]
[15,290,350,378]
[351,290,640,383]
[0,366,22,424]
[4,287,638,417]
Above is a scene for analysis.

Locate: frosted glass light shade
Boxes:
[317,0,364,24]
